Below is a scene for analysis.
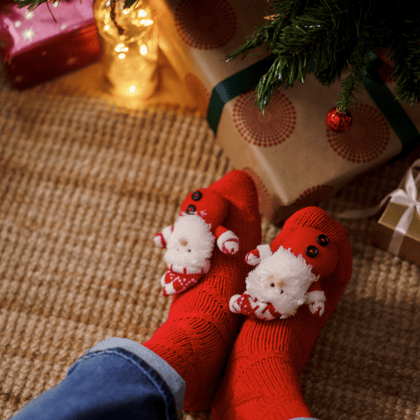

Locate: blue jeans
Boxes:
[9,337,318,420]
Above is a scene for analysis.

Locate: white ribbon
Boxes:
[335,159,420,256]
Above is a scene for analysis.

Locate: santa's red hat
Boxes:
[270,206,352,280]
[179,188,229,230]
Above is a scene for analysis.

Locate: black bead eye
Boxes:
[317,235,329,246]
[191,190,202,201]
[280,290,284,294]
[186,204,196,214]
[306,245,318,258]
[270,283,275,287]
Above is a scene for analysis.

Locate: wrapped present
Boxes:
[372,159,420,265]
[0,0,101,89]
[151,0,420,224]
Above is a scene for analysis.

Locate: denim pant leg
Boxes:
[291,418,319,420]
[9,338,185,420]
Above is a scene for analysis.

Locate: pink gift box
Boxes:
[0,0,101,89]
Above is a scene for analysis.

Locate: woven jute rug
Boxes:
[1,63,420,420]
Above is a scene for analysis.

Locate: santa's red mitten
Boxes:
[212,206,353,420]
[144,170,261,412]
[230,293,283,321]
[244,244,272,265]
[153,225,174,248]
[154,186,240,296]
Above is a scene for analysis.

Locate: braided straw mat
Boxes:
[1,63,420,420]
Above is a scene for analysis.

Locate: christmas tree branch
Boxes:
[227,0,420,113]
[226,3,294,64]
[388,7,420,105]
[15,0,68,11]
[246,1,361,111]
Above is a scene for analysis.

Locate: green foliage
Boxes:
[228,0,420,113]
[15,0,67,11]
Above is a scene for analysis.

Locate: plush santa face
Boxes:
[246,246,318,315]
[164,214,215,273]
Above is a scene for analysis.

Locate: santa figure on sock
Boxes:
[153,187,240,296]
[230,225,338,320]
[211,207,353,420]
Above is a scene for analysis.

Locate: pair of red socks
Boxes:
[143,170,353,419]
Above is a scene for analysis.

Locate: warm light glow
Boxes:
[115,43,129,52]
[140,19,153,26]
[140,45,148,55]
[94,0,159,99]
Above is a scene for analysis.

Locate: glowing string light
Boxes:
[140,45,148,55]
[94,0,159,99]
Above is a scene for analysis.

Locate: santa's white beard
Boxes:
[246,246,318,314]
[164,214,215,274]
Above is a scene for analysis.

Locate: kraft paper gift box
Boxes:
[152,0,420,224]
[0,0,101,90]
[373,160,420,265]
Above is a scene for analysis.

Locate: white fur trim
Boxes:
[153,233,165,248]
[160,274,167,287]
[229,295,241,313]
[305,290,326,304]
[246,254,259,265]
[308,300,325,316]
[217,230,239,251]
[171,265,203,274]
[163,281,176,296]
[257,244,273,260]
[185,267,203,274]
[224,240,239,254]
[161,225,174,243]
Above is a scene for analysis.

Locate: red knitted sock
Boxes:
[212,206,353,420]
[143,170,261,412]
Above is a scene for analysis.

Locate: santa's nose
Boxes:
[179,239,188,246]
[268,275,285,289]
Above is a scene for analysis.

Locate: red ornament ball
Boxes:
[325,107,353,133]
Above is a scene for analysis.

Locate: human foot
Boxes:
[144,170,262,411]
[212,207,353,419]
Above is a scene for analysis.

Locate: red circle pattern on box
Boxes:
[293,185,334,206]
[174,0,237,50]
[233,91,297,147]
[327,104,390,163]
